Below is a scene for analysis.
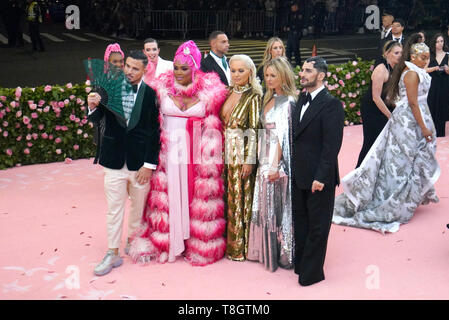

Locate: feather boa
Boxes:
[130,70,228,266]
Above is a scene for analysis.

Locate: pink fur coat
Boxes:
[130,70,228,266]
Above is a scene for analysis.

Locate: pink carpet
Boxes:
[1,124,449,300]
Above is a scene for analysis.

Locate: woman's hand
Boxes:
[267,170,280,182]
[421,127,433,143]
[241,164,254,179]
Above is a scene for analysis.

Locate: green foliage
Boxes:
[0,82,95,170]
[294,57,375,125]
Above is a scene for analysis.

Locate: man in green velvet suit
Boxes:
[87,50,161,276]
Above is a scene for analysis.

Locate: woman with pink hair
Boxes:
[129,40,228,266]
[103,43,125,69]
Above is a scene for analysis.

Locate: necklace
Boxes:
[233,83,251,94]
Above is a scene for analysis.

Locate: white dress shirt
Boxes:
[300,85,325,121]
[209,51,231,85]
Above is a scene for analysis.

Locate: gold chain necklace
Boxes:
[232,84,251,94]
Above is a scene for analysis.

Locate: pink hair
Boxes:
[103,43,125,63]
[173,40,202,81]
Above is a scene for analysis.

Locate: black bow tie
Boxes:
[132,84,138,93]
[302,93,312,106]
[394,38,400,41]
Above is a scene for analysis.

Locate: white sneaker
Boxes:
[94,250,123,276]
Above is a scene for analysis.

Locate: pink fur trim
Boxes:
[186,237,226,260]
[150,231,169,252]
[190,218,226,242]
[149,211,169,233]
[194,177,224,199]
[190,198,225,221]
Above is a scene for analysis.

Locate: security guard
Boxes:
[284,1,304,67]
[26,0,45,52]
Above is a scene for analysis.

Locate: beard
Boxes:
[300,75,318,88]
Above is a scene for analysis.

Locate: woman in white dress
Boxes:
[333,42,441,234]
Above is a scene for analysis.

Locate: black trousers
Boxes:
[29,22,44,51]
[286,31,301,66]
[292,180,335,286]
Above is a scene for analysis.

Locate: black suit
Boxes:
[380,33,406,52]
[88,82,161,171]
[291,89,344,286]
[200,54,229,86]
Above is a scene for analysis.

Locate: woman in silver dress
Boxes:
[333,42,441,234]
[248,57,298,271]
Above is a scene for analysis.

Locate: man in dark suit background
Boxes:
[200,30,230,86]
[380,18,406,52]
[87,50,161,276]
[291,56,344,286]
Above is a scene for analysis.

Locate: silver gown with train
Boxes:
[333,61,441,234]
[248,94,295,271]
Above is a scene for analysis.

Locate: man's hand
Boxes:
[87,92,101,111]
[136,167,153,185]
[311,180,324,193]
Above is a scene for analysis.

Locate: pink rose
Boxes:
[349,103,356,108]
[58,101,65,108]
[44,85,52,92]
[85,87,92,93]
[32,133,38,140]
[0,96,6,102]
[370,65,375,71]
[38,100,45,107]
[356,111,361,116]
[64,99,70,105]
[85,80,91,86]
[2,121,8,127]
[6,149,12,156]
[38,124,44,130]
[16,136,22,141]
[342,103,346,108]
[55,149,62,154]
[338,80,345,86]
[75,118,80,123]
[55,137,62,144]
[352,61,358,66]
[23,116,30,125]
[83,133,88,138]
[81,118,88,124]
[77,129,82,135]
[61,126,68,131]
[49,134,54,140]
[3,131,8,137]
[69,95,75,100]
[76,98,83,104]
[80,106,86,111]
[41,133,48,139]
[23,148,30,155]
[66,83,73,89]
[15,123,20,128]
[31,112,38,119]
[55,125,61,131]
[345,73,351,80]
[69,114,76,121]
[362,80,366,85]
[64,158,73,164]
[341,93,346,98]
[27,142,33,147]
[43,106,50,113]
[15,87,22,99]
[355,68,360,73]
[10,101,16,108]
[73,144,79,150]
[59,88,65,92]
[27,124,32,129]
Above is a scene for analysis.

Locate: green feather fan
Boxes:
[83,58,130,120]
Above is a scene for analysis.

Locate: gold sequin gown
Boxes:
[222,87,261,261]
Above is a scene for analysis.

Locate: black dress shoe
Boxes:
[298,275,324,286]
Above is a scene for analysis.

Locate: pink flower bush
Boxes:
[6,149,13,156]
[55,149,62,154]
[15,87,22,100]
[44,85,52,92]
[31,113,38,119]
[55,137,62,144]
[66,83,73,89]
[22,116,30,125]
[23,148,30,155]
[73,145,79,150]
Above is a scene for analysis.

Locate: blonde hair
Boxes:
[262,57,298,107]
[229,54,263,96]
[259,37,286,71]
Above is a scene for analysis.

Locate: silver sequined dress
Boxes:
[333,61,441,233]
[247,94,295,271]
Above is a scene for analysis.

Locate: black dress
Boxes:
[427,53,449,137]
[356,58,393,168]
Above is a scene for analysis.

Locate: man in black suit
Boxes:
[291,57,344,286]
[380,18,406,52]
[200,30,230,86]
[87,50,161,276]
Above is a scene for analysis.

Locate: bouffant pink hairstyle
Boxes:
[103,43,124,63]
[173,40,202,79]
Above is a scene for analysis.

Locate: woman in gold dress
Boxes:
[221,54,263,261]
